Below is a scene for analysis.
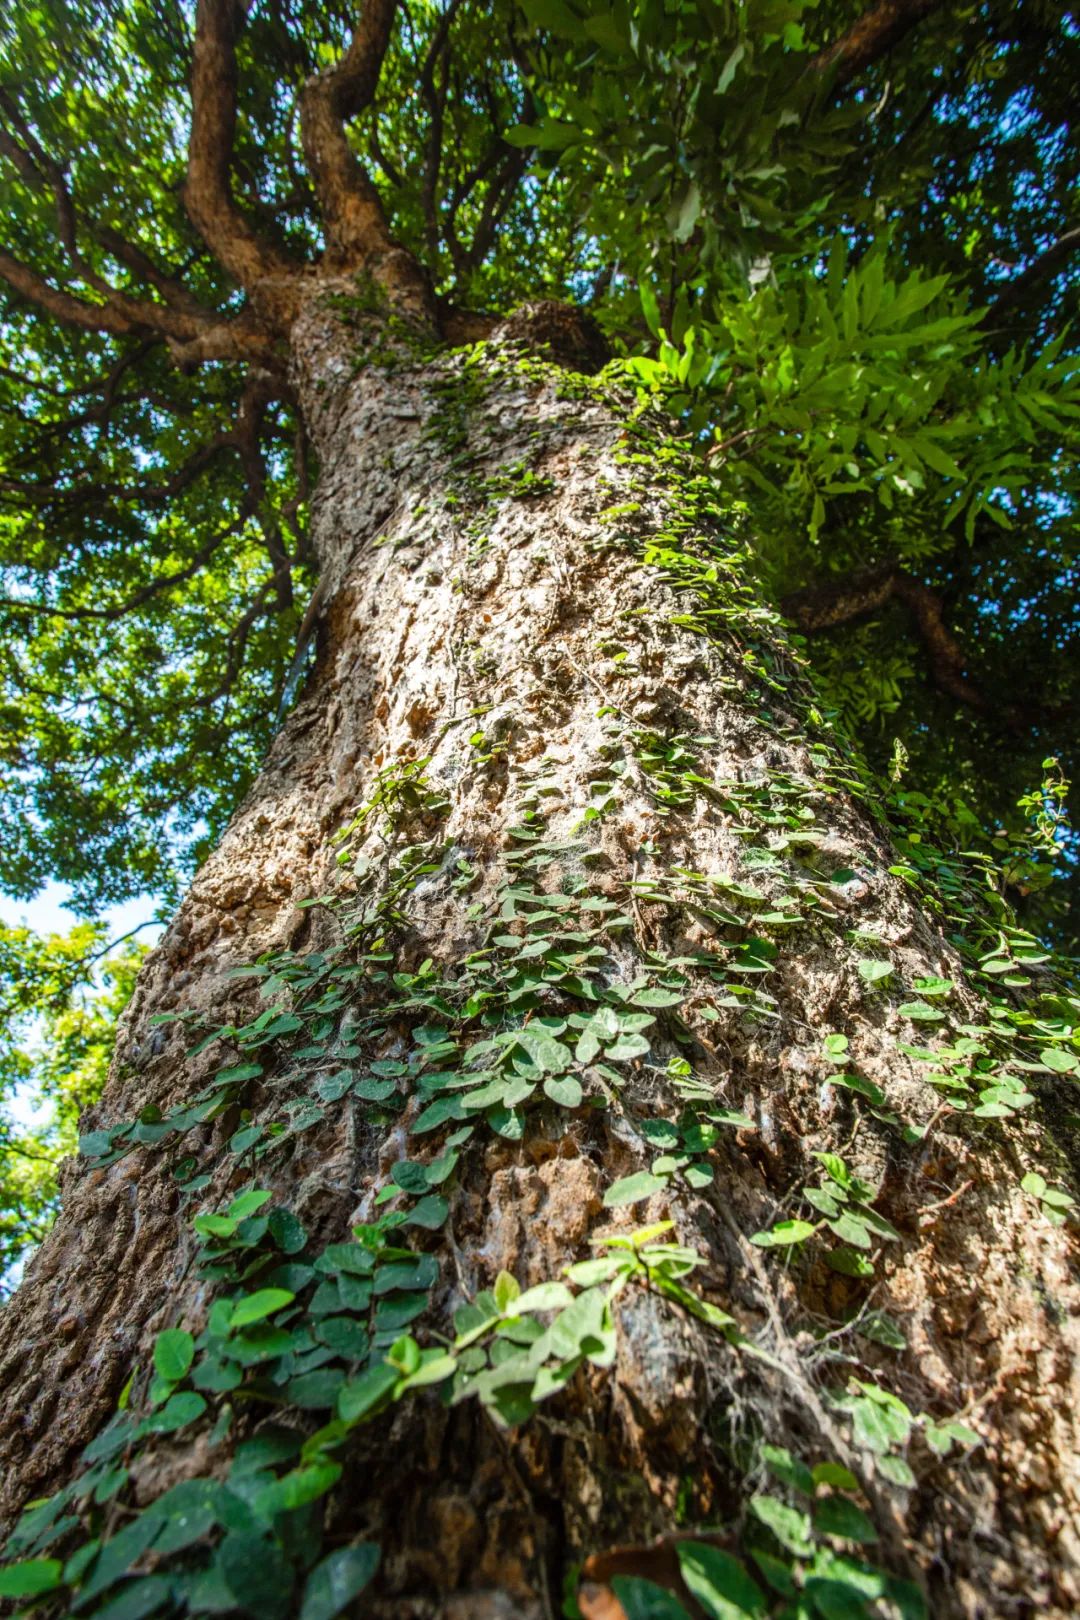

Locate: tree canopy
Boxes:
[0,0,1078,1261]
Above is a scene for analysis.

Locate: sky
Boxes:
[2,881,163,946]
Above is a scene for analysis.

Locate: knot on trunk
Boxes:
[491,298,609,374]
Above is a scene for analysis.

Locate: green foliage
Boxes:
[514,0,1080,943]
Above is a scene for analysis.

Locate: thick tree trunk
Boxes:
[1,292,1077,1620]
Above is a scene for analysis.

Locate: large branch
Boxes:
[0,94,275,365]
[298,0,433,318]
[0,244,279,368]
[984,225,1080,325]
[783,564,1002,720]
[810,0,944,88]
[186,0,300,303]
[0,247,147,339]
[93,228,210,320]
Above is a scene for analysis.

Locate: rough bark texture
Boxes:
[0,292,1077,1620]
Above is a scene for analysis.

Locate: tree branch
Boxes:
[235,371,296,609]
[810,0,943,88]
[0,241,278,366]
[298,0,433,317]
[0,517,243,622]
[93,228,210,319]
[983,226,1080,325]
[0,246,154,339]
[0,91,275,366]
[186,0,301,305]
[418,0,463,266]
[0,435,231,512]
[782,565,1003,720]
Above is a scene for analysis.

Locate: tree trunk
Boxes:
[1,291,1077,1620]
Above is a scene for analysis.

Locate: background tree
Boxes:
[0,3,1078,1619]
[0,925,147,1287]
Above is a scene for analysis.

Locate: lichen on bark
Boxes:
[0,294,1077,1620]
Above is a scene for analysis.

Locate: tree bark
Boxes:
[0,289,1077,1620]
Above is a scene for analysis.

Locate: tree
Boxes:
[0,920,148,1287]
[0,3,1078,1618]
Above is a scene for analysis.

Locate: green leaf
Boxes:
[320,1242,375,1275]
[230,1289,296,1328]
[923,1418,981,1456]
[228,1188,273,1219]
[812,1461,860,1491]
[287,1369,346,1409]
[397,1350,457,1391]
[898,1000,945,1023]
[151,1479,228,1554]
[494,1269,521,1312]
[92,1574,173,1620]
[611,1574,692,1619]
[79,1129,117,1158]
[338,1363,400,1423]
[677,1541,766,1616]
[254,1463,342,1517]
[373,1254,438,1294]
[515,1027,573,1072]
[217,1064,264,1086]
[717,41,746,95]
[267,1207,308,1254]
[404,1194,450,1229]
[603,1171,668,1207]
[748,1495,813,1558]
[153,1328,194,1384]
[544,1074,583,1107]
[856,1311,907,1350]
[857,959,893,985]
[828,1211,872,1249]
[513,1281,574,1314]
[139,1392,207,1434]
[813,1496,879,1544]
[876,1453,917,1487]
[218,1533,293,1620]
[761,1444,813,1495]
[299,1544,381,1620]
[316,1315,369,1357]
[640,283,664,341]
[630,986,685,1007]
[606,1033,652,1061]
[750,1219,816,1248]
[0,1559,63,1598]
[504,118,580,150]
[672,180,702,243]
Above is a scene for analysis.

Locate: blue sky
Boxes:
[2,881,163,946]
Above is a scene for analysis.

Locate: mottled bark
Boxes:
[0,291,1077,1620]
